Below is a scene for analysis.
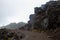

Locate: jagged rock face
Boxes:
[29,14,35,24]
[46,1,60,29]
[29,1,60,30]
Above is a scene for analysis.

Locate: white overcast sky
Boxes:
[0,0,49,26]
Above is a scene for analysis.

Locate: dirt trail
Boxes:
[1,28,60,40]
[9,29,52,40]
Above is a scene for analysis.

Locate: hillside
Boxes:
[2,22,26,29]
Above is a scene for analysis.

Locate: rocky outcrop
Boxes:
[28,1,60,30]
[19,1,60,31]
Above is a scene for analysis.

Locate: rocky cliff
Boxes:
[28,1,60,30]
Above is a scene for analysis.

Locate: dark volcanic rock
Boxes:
[19,1,60,32]
[28,1,60,30]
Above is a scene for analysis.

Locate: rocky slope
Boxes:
[0,1,60,40]
[0,28,52,40]
[0,27,60,40]
[21,1,60,31]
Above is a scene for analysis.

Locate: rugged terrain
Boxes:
[0,1,60,40]
[0,27,60,40]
